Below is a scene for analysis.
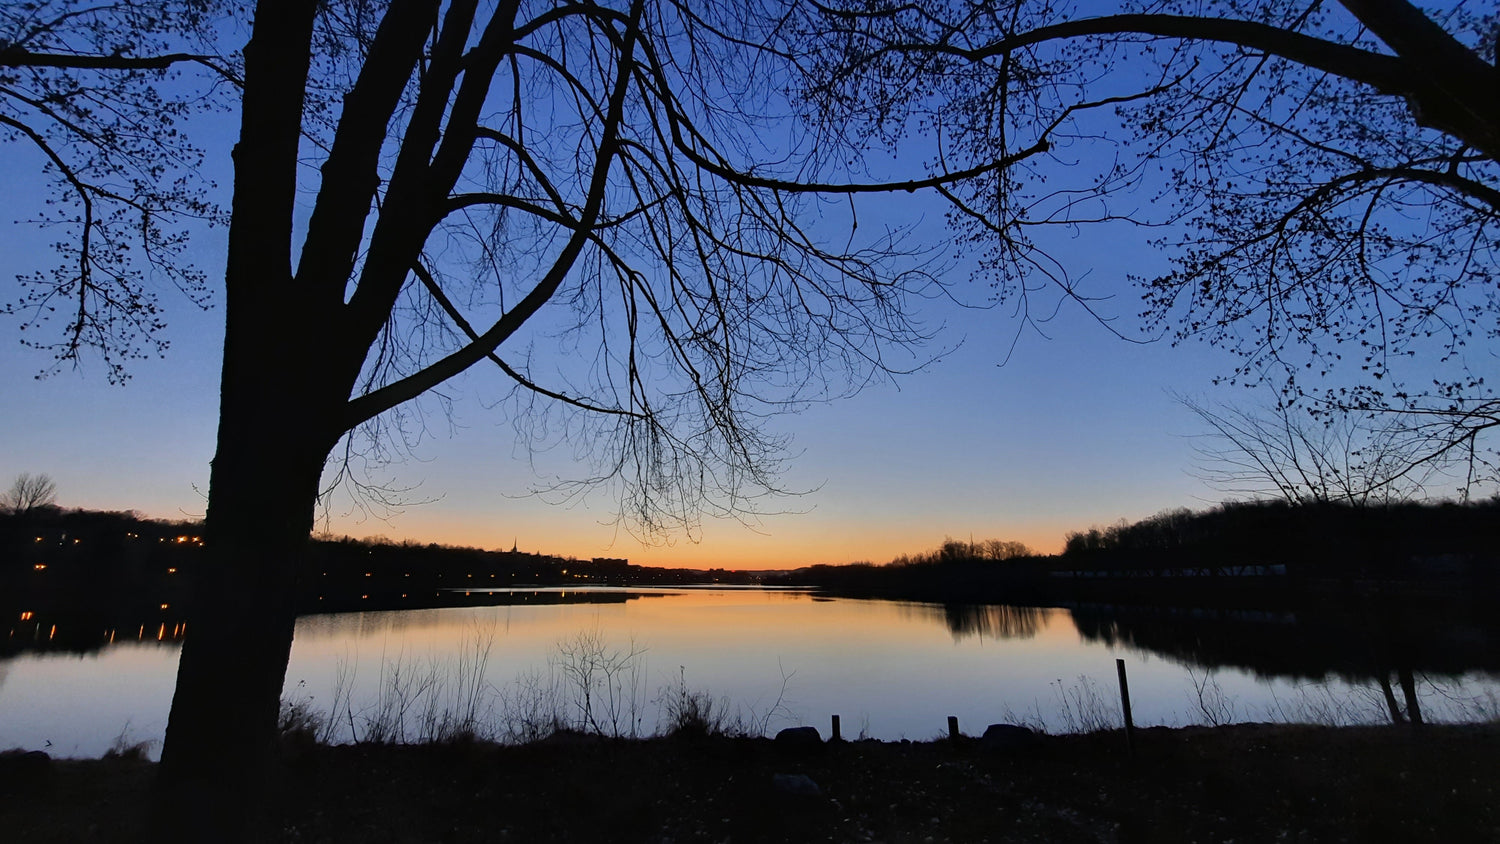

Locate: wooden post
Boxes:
[947,715,960,742]
[831,714,842,742]
[1116,658,1135,757]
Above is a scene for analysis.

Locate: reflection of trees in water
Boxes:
[2,607,188,657]
[1070,597,1500,724]
[898,602,1055,641]
[1070,599,1500,680]
[2,589,643,658]
[295,608,464,641]
[948,604,1050,640]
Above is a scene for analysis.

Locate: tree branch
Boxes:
[410,261,645,418]
[0,45,239,85]
[295,0,442,306]
[341,0,647,430]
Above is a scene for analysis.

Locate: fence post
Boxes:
[1116,658,1135,757]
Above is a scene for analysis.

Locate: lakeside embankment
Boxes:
[4,722,1497,842]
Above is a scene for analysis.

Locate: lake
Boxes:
[4,587,1498,758]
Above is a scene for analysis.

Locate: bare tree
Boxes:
[1,2,239,383]
[0,0,1050,811]
[1180,394,1448,505]
[982,538,1034,560]
[789,0,1500,484]
[21,0,1492,818]
[1,472,57,514]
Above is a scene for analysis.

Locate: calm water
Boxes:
[4,588,1498,758]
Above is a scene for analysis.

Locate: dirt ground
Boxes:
[3,723,1497,842]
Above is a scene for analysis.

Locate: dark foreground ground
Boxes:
[3,723,1497,843]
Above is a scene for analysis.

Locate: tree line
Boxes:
[5,0,1496,828]
[1,505,762,603]
[773,498,1500,601]
[1062,498,1500,579]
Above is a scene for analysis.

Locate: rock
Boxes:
[979,723,1040,753]
[0,750,52,794]
[774,726,822,747]
[771,773,822,797]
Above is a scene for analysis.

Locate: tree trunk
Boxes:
[152,390,332,839]
[156,0,324,787]
[154,237,341,836]
[1378,673,1407,724]
[1398,666,1424,726]
[153,559,301,838]
[150,6,355,837]
[155,446,324,769]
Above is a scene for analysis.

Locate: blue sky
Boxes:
[5,7,1460,569]
[0,167,1249,568]
[0,287,1242,567]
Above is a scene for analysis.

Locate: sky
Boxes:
[1,7,1462,570]
[0,179,1245,569]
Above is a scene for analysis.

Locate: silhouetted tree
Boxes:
[1,1,1059,819]
[892,536,1034,566]
[2,472,57,514]
[794,0,1500,486]
[0,1,237,382]
[982,538,1033,560]
[938,537,973,563]
[1181,394,1453,505]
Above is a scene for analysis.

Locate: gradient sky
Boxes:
[0,180,1246,569]
[2,13,1463,570]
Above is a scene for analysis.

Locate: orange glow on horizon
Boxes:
[112,503,1072,571]
[322,516,1072,571]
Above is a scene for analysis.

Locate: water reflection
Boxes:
[931,594,1500,726]
[0,588,676,658]
[3,604,189,656]
[1061,596,1500,681]
[7,587,1500,758]
[897,602,1054,641]
[12,589,1500,688]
